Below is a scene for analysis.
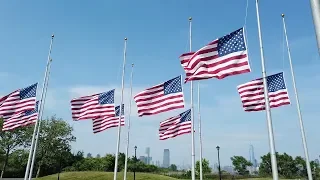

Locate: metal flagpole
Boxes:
[255,1,279,180]
[189,17,196,180]
[123,63,134,180]
[309,0,320,55]
[24,34,54,180]
[198,83,203,180]
[113,38,127,180]
[281,14,313,180]
[28,57,53,180]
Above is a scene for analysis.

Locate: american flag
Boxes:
[180,28,251,82]
[92,104,125,134]
[2,101,39,131]
[0,83,37,120]
[70,89,115,120]
[134,75,184,117]
[237,72,290,112]
[159,109,192,140]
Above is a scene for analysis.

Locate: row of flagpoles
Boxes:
[0,0,317,180]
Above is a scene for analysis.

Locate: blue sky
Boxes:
[0,0,319,167]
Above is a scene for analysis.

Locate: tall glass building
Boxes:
[163,149,170,168]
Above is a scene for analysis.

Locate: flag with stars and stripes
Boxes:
[70,89,115,120]
[237,72,290,112]
[0,83,37,120]
[92,104,125,134]
[133,75,185,117]
[180,28,251,82]
[2,101,39,131]
[159,109,192,140]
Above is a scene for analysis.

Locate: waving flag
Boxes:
[0,83,37,120]
[159,109,192,140]
[237,72,290,111]
[179,52,194,69]
[92,104,125,134]
[181,28,251,82]
[71,89,115,120]
[134,76,184,117]
[2,101,39,131]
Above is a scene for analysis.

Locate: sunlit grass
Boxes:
[37,171,178,180]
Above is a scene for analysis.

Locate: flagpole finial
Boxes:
[189,17,192,21]
[281,14,285,18]
[124,38,128,41]
[51,34,54,38]
[132,63,134,67]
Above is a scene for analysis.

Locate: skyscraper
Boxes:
[249,145,258,173]
[146,147,151,165]
[163,149,170,168]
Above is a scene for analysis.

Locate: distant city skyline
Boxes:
[80,147,320,172]
[82,148,257,169]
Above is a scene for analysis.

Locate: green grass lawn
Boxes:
[36,171,179,180]
[36,171,290,180]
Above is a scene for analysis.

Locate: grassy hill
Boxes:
[36,171,179,180]
[36,171,285,180]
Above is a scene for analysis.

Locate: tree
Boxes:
[6,149,29,177]
[230,156,252,175]
[117,152,126,171]
[259,152,272,176]
[71,151,84,164]
[258,152,319,179]
[0,119,33,178]
[295,156,307,177]
[311,160,320,179]
[195,158,211,175]
[277,153,297,178]
[96,154,101,158]
[104,153,115,171]
[169,164,177,171]
[34,116,76,177]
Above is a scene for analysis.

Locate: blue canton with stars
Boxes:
[115,104,125,117]
[267,72,286,92]
[20,83,37,100]
[98,89,115,104]
[217,28,246,57]
[164,76,182,95]
[179,109,191,123]
[25,101,39,116]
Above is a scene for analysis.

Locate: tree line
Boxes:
[0,116,319,179]
[230,153,320,179]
